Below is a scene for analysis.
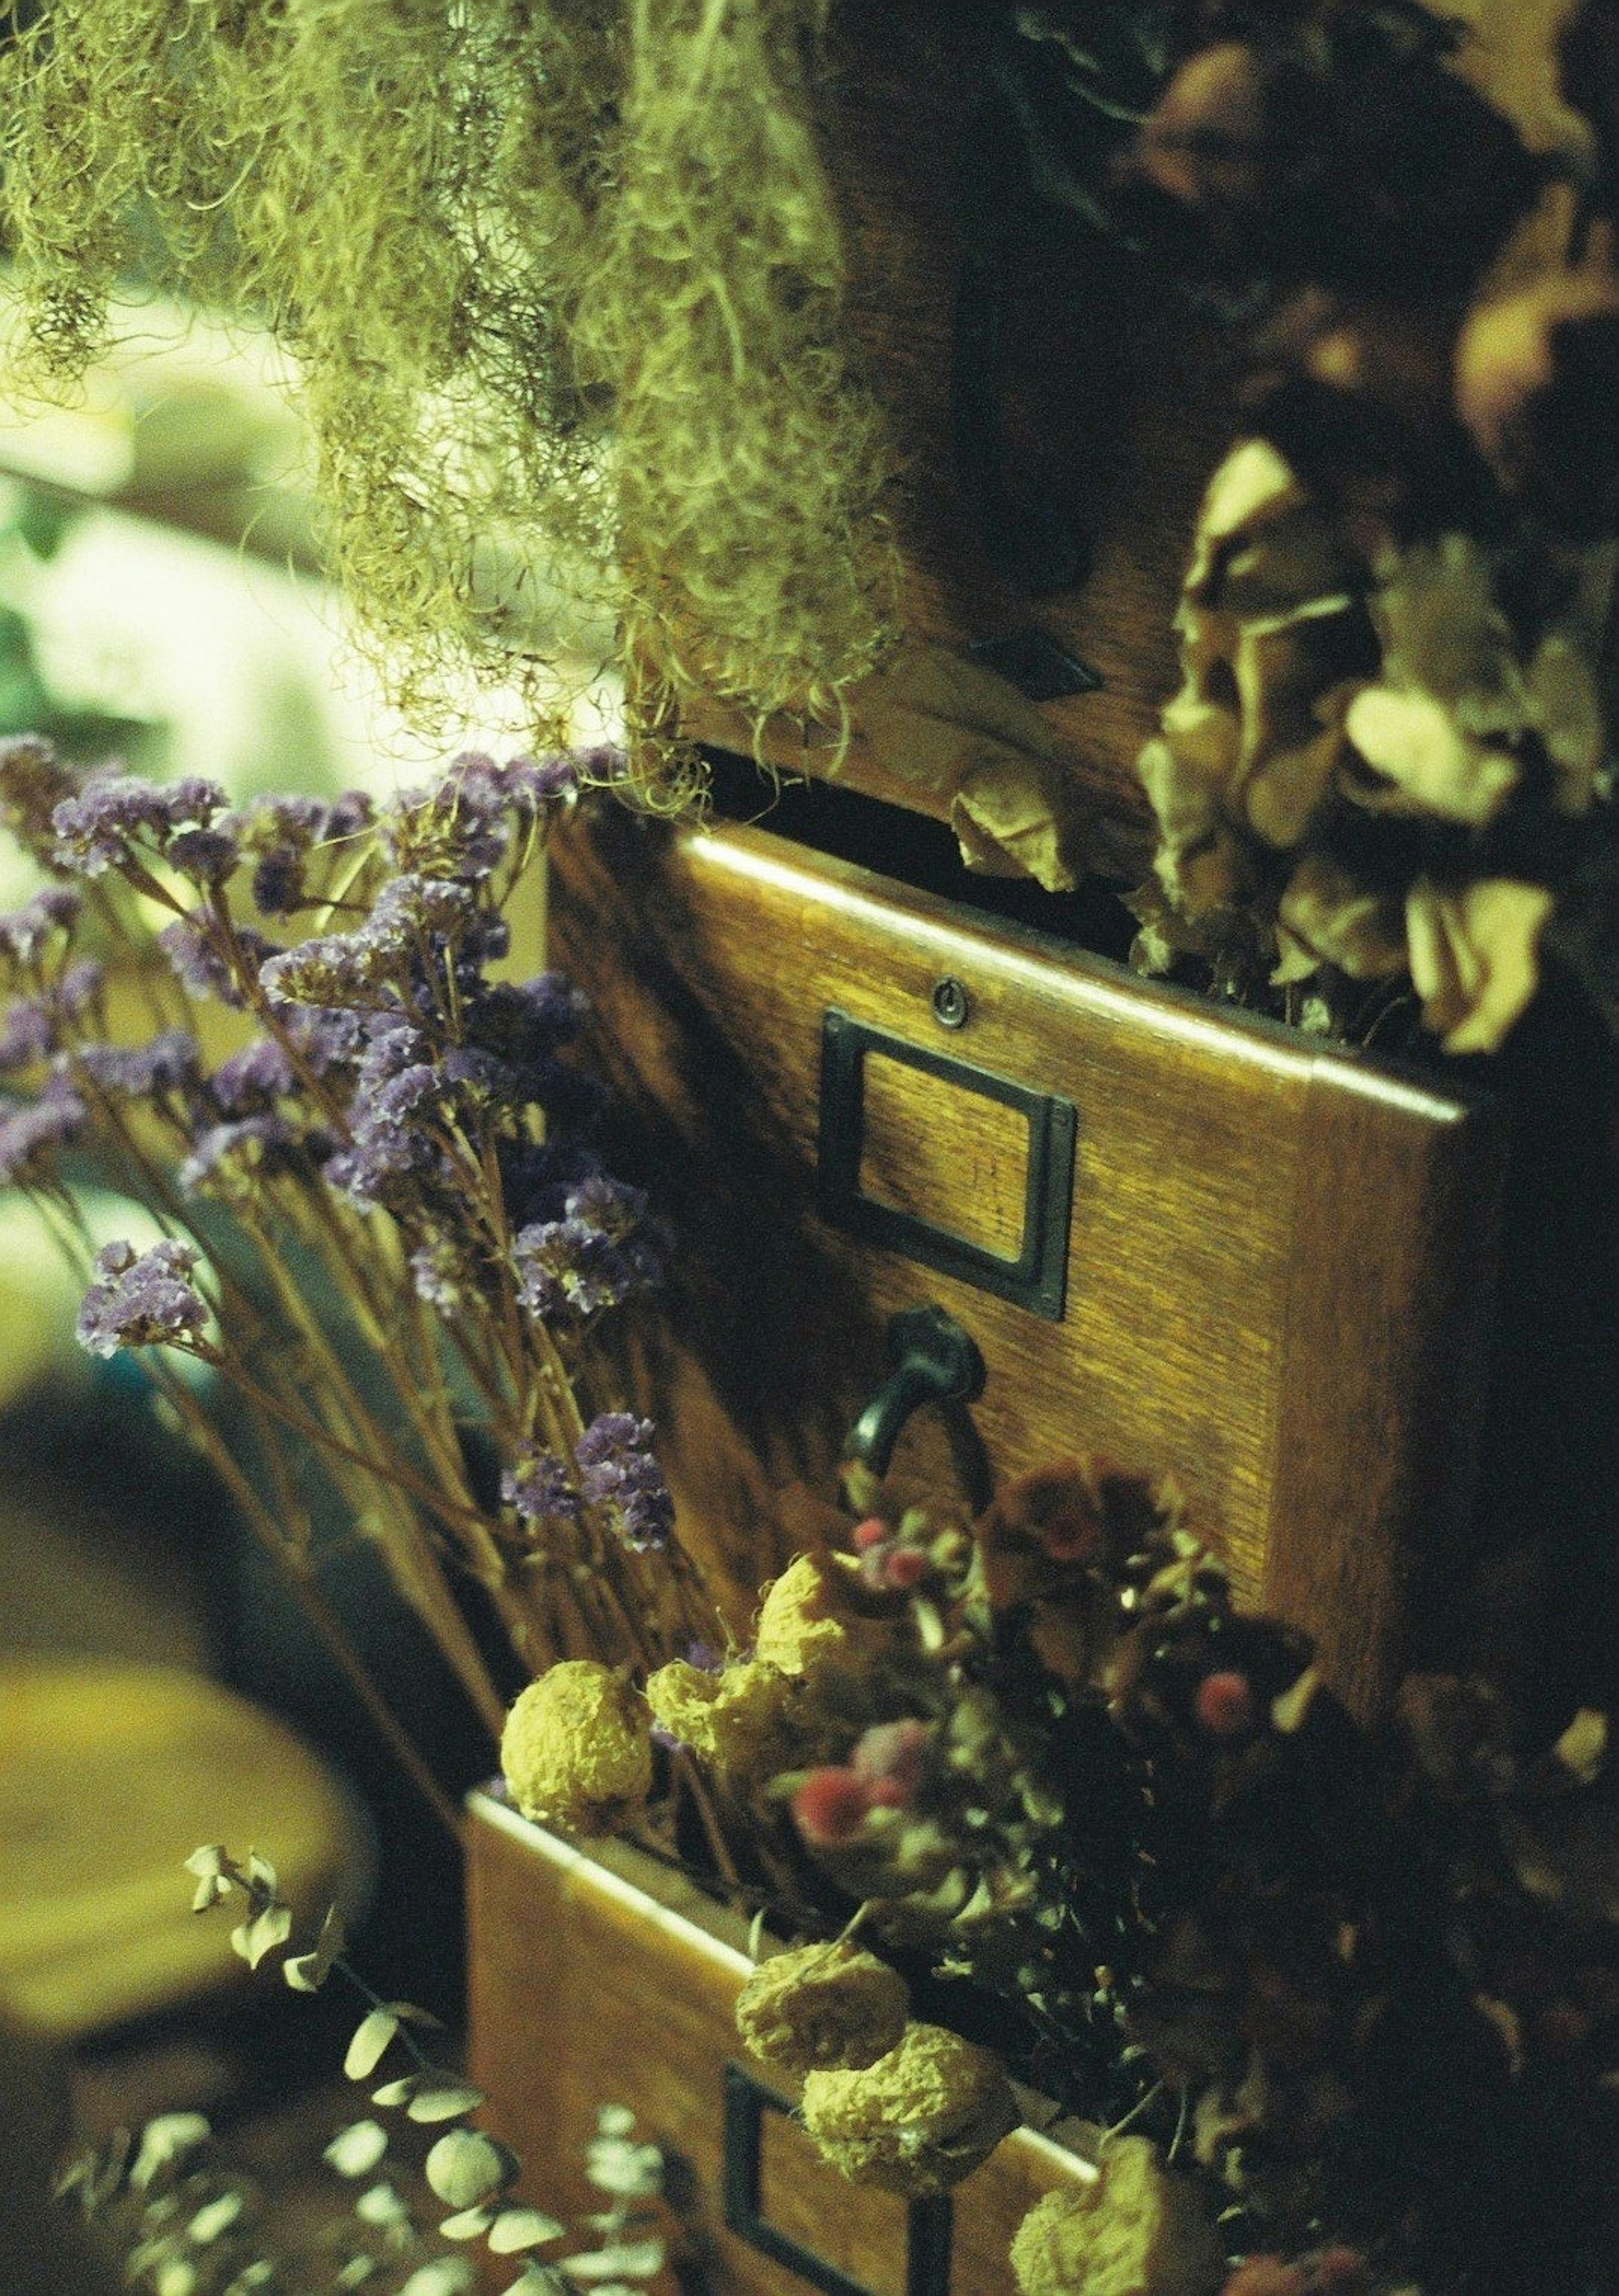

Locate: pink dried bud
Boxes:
[853,1719,930,1807]
[851,1518,889,1551]
[1222,2264,1306,2296]
[793,1767,874,1846]
[1195,1669,1258,1737]
[880,1547,929,1591]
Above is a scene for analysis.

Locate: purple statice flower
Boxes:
[251,848,306,916]
[259,929,385,1009]
[498,1138,602,1230]
[575,1413,673,1553]
[75,1238,210,1357]
[210,1036,296,1112]
[52,773,226,875]
[0,736,78,857]
[565,1173,649,1242]
[167,827,240,883]
[465,974,586,1067]
[501,1441,584,1528]
[408,1236,467,1311]
[59,958,105,1016]
[159,912,280,1008]
[368,872,478,941]
[284,1003,367,1074]
[570,744,629,786]
[0,885,81,964]
[324,790,374,840]
[70,1028,199,1099]
[0,997,55,1071]
[511,1190,661,1320]
[0,1077,86,1180]
[179,1113,298,1199]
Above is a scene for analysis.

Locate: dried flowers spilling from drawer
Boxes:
[493,1456,1619,2295]
[1087,0,1619,1053]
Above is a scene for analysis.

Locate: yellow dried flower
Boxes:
[735,1941,910,2079]
[800,2020,1019,2196]
[645,1658,806,1788]
[500,1661,651,1836]
[1009,2137,1224,2296]
[754,1555,866,1682]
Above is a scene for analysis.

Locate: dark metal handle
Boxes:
[843,1305,990,1510]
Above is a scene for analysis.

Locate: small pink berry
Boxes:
[1195,1669,1258,1737]
[881,1547,929,1591]
[792,1768,873,1846]
[851,1518,888,1550]
[853,1718,930,1801]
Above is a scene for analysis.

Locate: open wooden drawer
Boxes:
[549,802,1505,1719]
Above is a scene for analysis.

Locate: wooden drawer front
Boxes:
[551,810,1504,1714]
[466,1794,1093,2296]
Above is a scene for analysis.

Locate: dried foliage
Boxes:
[0,1,900,769]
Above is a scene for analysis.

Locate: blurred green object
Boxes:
[0,477,151,761]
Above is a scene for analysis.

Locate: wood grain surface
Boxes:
[551,809,1506,1718]
[466,1792,1097,2296]
[676,4,1239,842]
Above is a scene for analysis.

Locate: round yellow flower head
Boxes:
[735,1941,910,2079]
[753,1555,863,1682]
[1009,2137,1224,2296]
[800,2020,1019,2196]
[500,1661,651,1836]
[645,1657,806,1789]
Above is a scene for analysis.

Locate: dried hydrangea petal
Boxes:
[799,2021,1019,2197]
[1009,2137,1224,2296]
[500,1661,652,1836]
[735,1941,910,2078]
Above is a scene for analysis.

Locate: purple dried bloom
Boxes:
[372,1064,439,1126]
[159,913,279,1008]
[0,1081,86,1177]
[324,1114,433,1208]
[408,1236,466,1311]
[0,736,78,854]
[571,744,629,786]
[59,958,105,1015]
[285,1004,367,1072]
[468,974,586,1065]
[167,828,239,883]
[179,1114,298,1198]
[502,1441,583,1526]
[370,873,478,939]
[575,1413,672,1552]
[0,885,81,962]
[324,791,374,840]
[211,1037,296,1112]
[251,849,306,915]
[259,931,382,1008]
[72,1028,199,1098]
[565,1174,648,1242]
[75,1238,209,1357]
[0,998,54,1071]
[53,773,226,875]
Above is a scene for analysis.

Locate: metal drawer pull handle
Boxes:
[843,1305,990,1515]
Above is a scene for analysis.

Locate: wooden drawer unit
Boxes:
[551,805,1505,1717]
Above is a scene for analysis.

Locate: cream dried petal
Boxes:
[1405,876,1554,1053]
[1344,686,1518,825]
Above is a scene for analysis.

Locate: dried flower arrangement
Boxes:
[495,1461,1619,2296]
[1093,0,1619,1051]
[0,0,898,759]
[0,731,740,1852]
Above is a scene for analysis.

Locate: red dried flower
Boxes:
[1195,1669,1259,1738]
[792,1767,874,1846]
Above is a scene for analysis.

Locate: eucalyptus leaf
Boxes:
[371,2076,420,2107]
[323,2120,389,2178]
[131,2114,211,2191]
[398,2264,476,2296]
[344,2008,401,2080]
[186,2190,245,2242]
[406,2082,487,2123]
[437,2206,494,2239]
[489,2206,566,2253]
[425,2127,517,2208]
[355,2182,412,2229]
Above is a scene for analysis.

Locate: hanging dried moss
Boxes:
[0,0,900,771]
